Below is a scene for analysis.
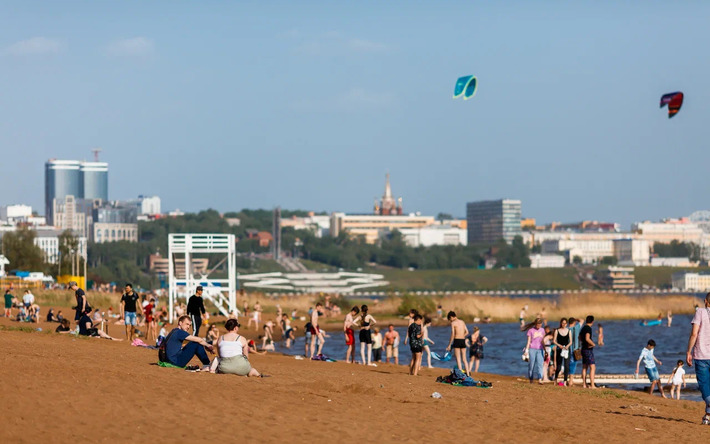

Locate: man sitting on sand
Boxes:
[446,311,469,375]
[161,315,214,370]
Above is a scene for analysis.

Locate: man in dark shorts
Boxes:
[69,281,88,322]
[120,283,141,342]
[162,315,213,369]
[446,311,470,375]
[579,315,597,389]
[187,286,206,336]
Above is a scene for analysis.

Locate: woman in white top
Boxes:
[214,319,263,377]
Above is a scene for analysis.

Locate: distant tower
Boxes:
[376,173,402,215]
[272,207,281,260]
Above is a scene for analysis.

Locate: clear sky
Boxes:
[1,1,709,228]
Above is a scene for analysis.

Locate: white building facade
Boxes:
[613,239,650,266]
[672,272,710,291]
[396,226,467,247]
[529,254,566,268]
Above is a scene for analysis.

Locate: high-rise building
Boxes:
[45,159,109,225]
[466,199,522,244]
[45,160,82,224]
[80,162,109,201]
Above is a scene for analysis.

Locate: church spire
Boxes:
[384,173,392,199]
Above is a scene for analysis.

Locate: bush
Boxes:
[397,294,437,317]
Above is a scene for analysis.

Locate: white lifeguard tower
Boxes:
[168,234,237,322]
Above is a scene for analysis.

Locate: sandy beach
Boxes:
[2,315,708,444]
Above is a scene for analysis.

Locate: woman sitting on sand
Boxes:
[213,319,264,377]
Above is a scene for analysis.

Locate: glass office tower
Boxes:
[45,160,82,225]
[80,162,109,201]
[466,199,522,245]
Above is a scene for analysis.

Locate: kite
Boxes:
[453,75,477,100]
[660,92,683,118]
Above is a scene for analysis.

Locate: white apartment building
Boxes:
[529,254,565,268]
[650,257,698,267]
[542,238,615,264]
[395,225,467,247]
[672,272,710,291]
[138,195,161,215]
[93,222,138,243]
[281,214,331,237]
[33,228,87,264]
[613,239,650,266]
[633,219,705,245]
[0,204,32,222]
[330,212,436,244]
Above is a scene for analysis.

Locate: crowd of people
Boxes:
[3,281,710,425]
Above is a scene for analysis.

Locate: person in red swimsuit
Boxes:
[144,297,157,343]
[343,306,360,363]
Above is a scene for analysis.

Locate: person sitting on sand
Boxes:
[56,310,64,323]
[46,308,57,323]
[210,319,264,377]
[205,324,220,346]
[56,318,72,333]
[445,311,470,375]
[162,315,213,369]
[78,312,122,341]
[248,339,267,355]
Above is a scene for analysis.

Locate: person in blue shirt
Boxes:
[568,317,582,375]
[163,315,214,370]
[635,339,666,398]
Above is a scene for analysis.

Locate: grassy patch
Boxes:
[634,266,710,288]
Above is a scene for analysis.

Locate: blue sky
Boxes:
[1,1,708,228]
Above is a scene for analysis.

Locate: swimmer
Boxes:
[445,311,469,375]
[343,306,360,363]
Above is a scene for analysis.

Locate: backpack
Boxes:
[158,329,178,363]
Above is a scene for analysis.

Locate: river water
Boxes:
[275,313,704,402]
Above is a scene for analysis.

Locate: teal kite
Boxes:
[453,75,477,100]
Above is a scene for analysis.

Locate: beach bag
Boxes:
[158,329,178,363]
[573,349,582,361]
[560,349,569,359]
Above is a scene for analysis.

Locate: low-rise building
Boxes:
[596,266,635,290]
[529,254,566,268]
[613,239,650,266]
[650,257,699,267]
[33,228,87,264]
[93,222,138,243]
[395,225,467,247]
[672,272,710,291]
[330,212,436,244]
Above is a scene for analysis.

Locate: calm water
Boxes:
[275,314,703,402]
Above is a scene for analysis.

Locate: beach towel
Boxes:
[311,354,337,362]
[157,361,183,369]
[436,368,492,388]
[431,351,452,362]
[132,338,158,350]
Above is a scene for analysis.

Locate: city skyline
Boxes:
[1,2,710,227]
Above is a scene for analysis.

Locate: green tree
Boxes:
[572,255,582,265]
[58,230,85,275]
[436,212,454,221]
[1,227,46,272]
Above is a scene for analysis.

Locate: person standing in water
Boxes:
[358,305,376,366]
[553,318,572,386]
[466,326,487,374]
[422,317,435,369]
[580,315,597,389]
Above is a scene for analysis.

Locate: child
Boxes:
[156,322,168,347]
[371,327,383,363]
[408,314,424,376]
[635,339,666,398]
[667,360,686,400]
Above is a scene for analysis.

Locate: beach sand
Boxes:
[1,317,708,443]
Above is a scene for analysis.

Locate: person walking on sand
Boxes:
[69,281,88,322]
[383,324,400,365]
[309,302,325,358]
[120,284,141,342]
[343,306,360,363]
[187,286,206,336]
[523,318,546,384]
[408,314,424,376]
[358,305,376,366]
[445,311,469,375]
[553,318,572,387]
[580,315,597,389]
[466,327,487,374]
[686,292,710,424]
[668,360,686,400]
[635,339,666,398]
